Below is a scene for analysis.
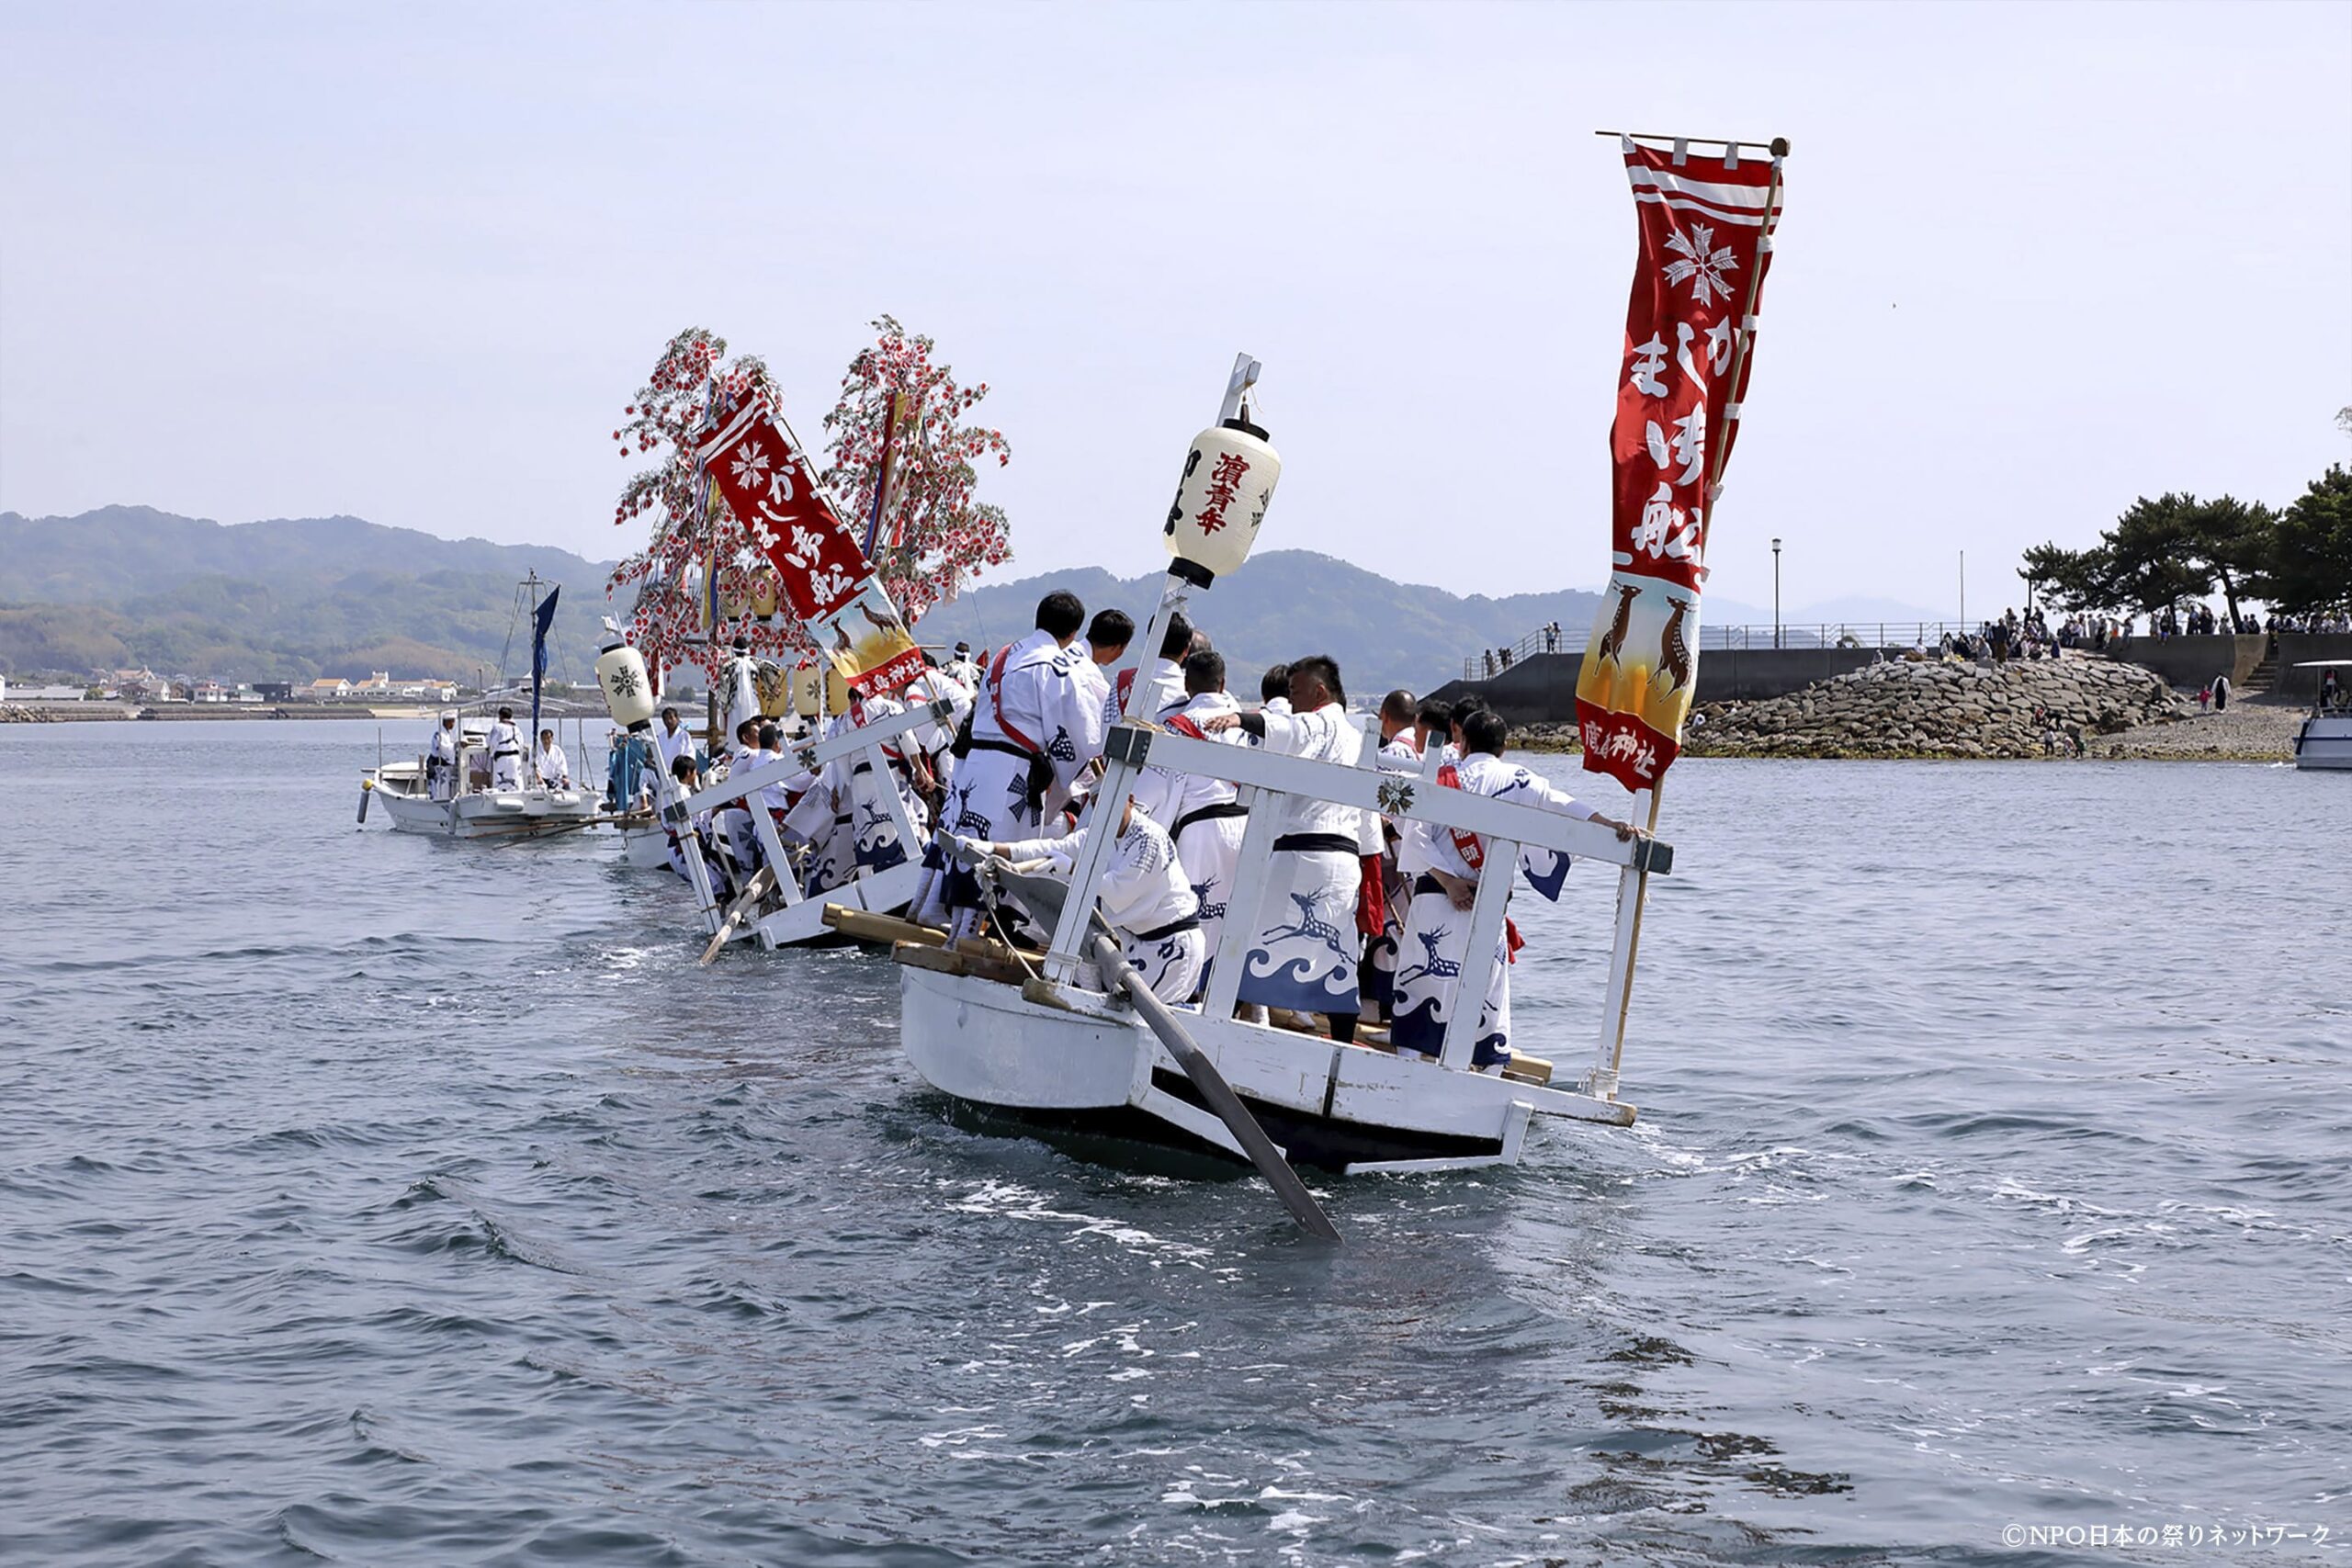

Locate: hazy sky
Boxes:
[2,1,2346,621]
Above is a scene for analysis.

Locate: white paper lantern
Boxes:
[1162,417,1281,584]
[595,638,657,730]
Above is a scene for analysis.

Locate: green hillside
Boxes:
[0,508,1594,693]
[0,507,619,682]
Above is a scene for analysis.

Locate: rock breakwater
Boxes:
[1679,656,2193,759]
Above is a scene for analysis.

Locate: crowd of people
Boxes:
[418,706,579,801]
[638,590,1638,1077]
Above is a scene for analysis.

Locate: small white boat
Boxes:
[367,718,605,839]
[2290,660,2352,772]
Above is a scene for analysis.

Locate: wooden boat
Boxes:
[662,695,959,950]
[890,353,1674,1179]
[892,717,1669,1174]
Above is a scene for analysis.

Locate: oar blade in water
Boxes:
[984,857,1340,1244]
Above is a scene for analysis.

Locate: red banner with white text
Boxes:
[696,400,923,696]
[1577,137,1784,791]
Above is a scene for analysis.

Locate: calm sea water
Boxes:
[1,719,2345,1567]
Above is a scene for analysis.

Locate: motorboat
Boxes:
[2290,660,2352,772]
[366,716,605,839]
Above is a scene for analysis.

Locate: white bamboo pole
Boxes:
[1042,352,1258,982]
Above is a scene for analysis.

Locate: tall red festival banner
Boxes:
[1577,136,1787,792]
[695,400,925,696]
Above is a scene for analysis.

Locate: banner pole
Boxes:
[1588,145,1786,1099]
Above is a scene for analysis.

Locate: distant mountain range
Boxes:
[0,506,1596,693]
[917,556,1600,696]
[0,506,620,684]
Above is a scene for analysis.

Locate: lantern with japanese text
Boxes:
[1162,417,1280,584]
[595,637,657,731]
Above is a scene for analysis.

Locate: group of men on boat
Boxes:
[421,707,577,800]
[652,589,1641,1077]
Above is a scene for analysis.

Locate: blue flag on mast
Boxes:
[529,585,560,746]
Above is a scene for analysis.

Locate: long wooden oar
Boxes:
[983,857,1340,1243]
[699,864,776,964]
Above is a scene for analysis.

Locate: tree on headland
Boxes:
[605,322,1011,679]
[2264,466,2351,617]
[2021,492,2268,620]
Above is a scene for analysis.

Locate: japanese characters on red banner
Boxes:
[696,400,924,696]
[1577,136,1785,792]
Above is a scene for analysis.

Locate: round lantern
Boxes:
[718,580,751,624]
[1161,416,1281,585]
[750,570,780,620]
[595,637,657,731]
[823,664,851,716]
[791,664,821,718]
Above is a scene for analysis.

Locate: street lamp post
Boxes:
[1771,537,1782,650]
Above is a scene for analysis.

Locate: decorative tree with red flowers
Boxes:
[819,314,1012,625]
[605,321,1012,680]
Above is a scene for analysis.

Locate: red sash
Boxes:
[1163,713,1206,741]
[1435,762,1486,870]
[1437,761,1521,962]
[985,645,1043,756]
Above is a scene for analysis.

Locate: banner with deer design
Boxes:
[1577,135,1786,791]
[696,399,924,696]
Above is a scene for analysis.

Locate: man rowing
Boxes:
[1389,706,1639,1072]
[940,591,1107,938]
[1195,654,1379,1040]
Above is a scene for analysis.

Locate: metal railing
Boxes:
[1461,621,1992,680]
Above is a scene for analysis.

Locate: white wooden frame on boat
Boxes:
[899,728,1674,1171]
[1065,721,1670,1091]
[665,696,955,948]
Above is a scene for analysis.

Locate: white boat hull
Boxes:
[369,768,602,839]
[749,861,922,948]
[2293,714,2352,771]
[618,821,672,868]
[899,962,1633,1174]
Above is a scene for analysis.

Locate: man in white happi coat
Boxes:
[1256,663,1292,717]
[1390,706,1637,1071]
[943,641,984,693]
[1102,608,1194,732]
[899,660,977,926]
[709,717,773,883]
[1197,655,1380,1040]
[486,707,524,790]
[715,641,761,770]
[978,796,1204,1003]
[1127,648,1250,979]
[1363,688,1422,1019]
[533,728,571,789]
[661,754,737,901]
[938,592,1105,935]
[652,705,698,781]
[425,712,460,801]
